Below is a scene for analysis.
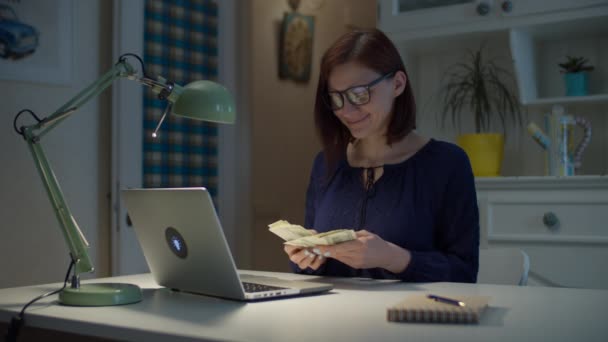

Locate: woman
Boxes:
[283,29,479,282]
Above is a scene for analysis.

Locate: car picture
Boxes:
[0,4,39,60]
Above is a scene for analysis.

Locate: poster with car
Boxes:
[0,0,71,85]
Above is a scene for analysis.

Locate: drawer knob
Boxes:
[542,212,560,231]
[476,2,491,16]
[501,1,513,13]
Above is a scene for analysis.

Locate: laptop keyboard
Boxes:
[242,282,288,293]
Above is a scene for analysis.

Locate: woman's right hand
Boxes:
[284,245,327,270]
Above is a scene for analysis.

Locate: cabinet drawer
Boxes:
[483,198,608,243]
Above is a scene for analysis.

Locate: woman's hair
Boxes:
[314,28,416,172]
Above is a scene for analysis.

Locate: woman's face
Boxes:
[327,62,405,140]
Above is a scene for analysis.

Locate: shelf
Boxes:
[525,94,608,106]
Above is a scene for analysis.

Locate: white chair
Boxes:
[477,248,530,286]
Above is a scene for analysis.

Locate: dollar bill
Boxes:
[284,229,357,247]
[268,220,314,241]
[268,220,356,247]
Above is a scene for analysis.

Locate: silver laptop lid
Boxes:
[122,187,246,300]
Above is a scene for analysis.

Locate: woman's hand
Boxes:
[284,230,327,271]
[315,230,411,273]
[284,245,327,271]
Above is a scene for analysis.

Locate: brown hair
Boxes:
[314,28,416,173]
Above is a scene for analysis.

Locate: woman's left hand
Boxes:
[314,230,411,273]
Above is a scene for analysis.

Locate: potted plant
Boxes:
[558,56,594,96]
[438,45,523,177]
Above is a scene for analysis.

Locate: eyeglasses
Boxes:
[327,72,395,110]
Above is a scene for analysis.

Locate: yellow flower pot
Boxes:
[457,133,504,177]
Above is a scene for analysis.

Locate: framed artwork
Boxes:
[279,12,314,82]
[0,0,72,85]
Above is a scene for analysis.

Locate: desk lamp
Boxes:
[12,54,235,306]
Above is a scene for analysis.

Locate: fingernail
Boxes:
[318,255,324,260]
[324,251,331,257]
[313,248,321,255]
[309,253,315,259]
[304,250,310,256]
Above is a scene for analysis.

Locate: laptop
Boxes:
[122,187,333,301]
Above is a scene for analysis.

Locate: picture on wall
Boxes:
[0,0,72,85]
[0,3,39,60]
[279,12,314,83]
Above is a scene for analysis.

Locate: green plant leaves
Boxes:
[558,56,595,73]
[438,46,523,134]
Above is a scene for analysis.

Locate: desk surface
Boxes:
[1,271,607,342]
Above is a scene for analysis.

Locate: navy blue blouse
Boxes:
[290,139,479,283]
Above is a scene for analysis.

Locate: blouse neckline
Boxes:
[345,138,435,171]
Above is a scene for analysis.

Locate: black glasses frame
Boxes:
[327,71,396,110]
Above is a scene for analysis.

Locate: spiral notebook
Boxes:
[387,294,490,324]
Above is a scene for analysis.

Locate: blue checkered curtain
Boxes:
[143,0,219,198]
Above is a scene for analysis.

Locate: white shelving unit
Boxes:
[379,0,608,108]
[510,15,608,106]
[378,0,608,176]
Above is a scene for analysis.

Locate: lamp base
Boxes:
[59,283,143,306]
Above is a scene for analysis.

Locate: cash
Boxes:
[268,220,356,247]
[284,229,357,247]
[268,220,314,241]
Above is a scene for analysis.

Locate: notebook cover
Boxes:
[387,294,490,324]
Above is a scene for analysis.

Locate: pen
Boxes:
[426,294,466,307]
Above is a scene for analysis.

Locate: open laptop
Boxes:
[122,187,333,301]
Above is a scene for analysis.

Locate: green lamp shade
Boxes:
[172,80,236,124]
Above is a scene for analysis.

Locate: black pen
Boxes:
[427,294,467,307]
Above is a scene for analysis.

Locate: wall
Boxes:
[0,0,112,288]
[247,0,377,271]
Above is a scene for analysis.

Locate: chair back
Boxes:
[477,248,530,286]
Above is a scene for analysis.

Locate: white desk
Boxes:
[1,271,607,342]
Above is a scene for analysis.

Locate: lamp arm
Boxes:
[19,59,164,276]
[23,135,94,275]
[35,61,136,138]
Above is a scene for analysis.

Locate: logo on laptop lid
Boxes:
[165,227,188,259]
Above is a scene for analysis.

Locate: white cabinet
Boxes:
[379,0,608,41]
[378,0,497,34]
[476,176,608,289]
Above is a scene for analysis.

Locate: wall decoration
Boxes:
[279,11,314,82]
[0,0,72,85]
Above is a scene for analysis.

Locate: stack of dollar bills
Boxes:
[268,220,356,247]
